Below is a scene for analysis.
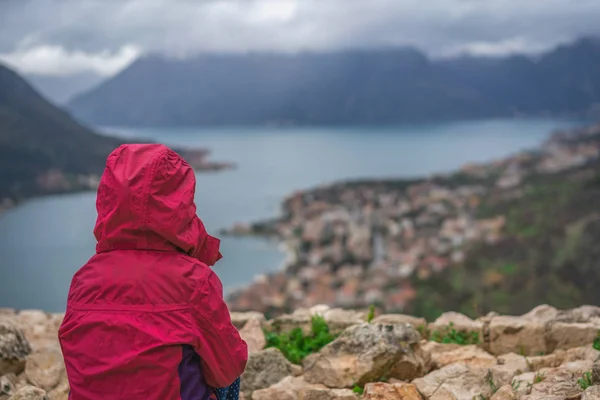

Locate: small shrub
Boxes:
[367,305,376,323]
[265,315,337,364]
[593,331,600,351]
[430,322,480,345]
[352,385,364,395]
[578,371,593,390]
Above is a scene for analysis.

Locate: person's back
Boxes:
[59,144,248,400]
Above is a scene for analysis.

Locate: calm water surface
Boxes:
[0,118,584,311]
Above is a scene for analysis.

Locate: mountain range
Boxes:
[67,37,600,127]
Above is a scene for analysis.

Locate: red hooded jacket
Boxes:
[58,144,248,400]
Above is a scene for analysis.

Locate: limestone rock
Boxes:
[420,342,460,372]
[301,388,357,400]
[593,355,600,384]
[45,316,63,338]
[546,322,600,353]
[13,312,59,353]
[16,372,27,387]
[557,305,600,323]
[413,363,493,400]
[428,345,496,370]
[1,373,18,397]
[561,359,594,374]
[488,316,546,356]
[363,382,423,400]
[268,305,365,335]
[303,323,425,388]
[14,312,49,339]
[46,378,68,400]
[583,385,600,400]
[521,368,582,400]
[371,315,427,331]
[291,364,303,377]
[429,312,483,343]
[490,385,517,400]
[523,305,560,321]
[527,350,570,371]
[479,311,500,324]
[241,348,293,396]
[251,376,325,400]
[0,319,31,375]
[322,308,366,334]
[0,311,16,318]
[24,349,65,392]
[239,318,266,354]
[230,312,266,330]
[511,372,537,397]
[487,353,530,387]
[7,385,48,400]
[487,305,600,356]
[528,346,599,371]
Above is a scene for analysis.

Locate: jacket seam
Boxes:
[67,304,192,312]
[190,270,238,376]
[190,307,238,382]
[142,148,168,247]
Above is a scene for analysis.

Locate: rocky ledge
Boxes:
[4,304,600,399]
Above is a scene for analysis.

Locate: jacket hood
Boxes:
[94,144,222,266]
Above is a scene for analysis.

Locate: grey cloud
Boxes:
[1,0,600,76]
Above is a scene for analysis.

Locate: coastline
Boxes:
[0,147,235,219]
[224,122,600,316]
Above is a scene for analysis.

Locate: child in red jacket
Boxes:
[59,144,248,400]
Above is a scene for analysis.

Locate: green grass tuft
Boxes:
[367,305,376,323]
[265,315,337,364]
[578,371,593,390]
[430,322,480,345]
[533,372,545,384]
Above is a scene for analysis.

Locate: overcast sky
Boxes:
[1,0,600,78]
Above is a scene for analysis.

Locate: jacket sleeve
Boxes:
[191,269,248,388]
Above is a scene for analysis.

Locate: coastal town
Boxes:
[226,124,600,316]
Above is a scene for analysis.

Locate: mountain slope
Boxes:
[439,37,600,116]
[0,63,122,202]
[67,38,600,127]
[410,152,600,320]
[25,72,105,105]
[0,63,233,207]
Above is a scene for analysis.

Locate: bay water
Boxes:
[0,118,583,311]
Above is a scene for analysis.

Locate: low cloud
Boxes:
[0,45,140,76]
